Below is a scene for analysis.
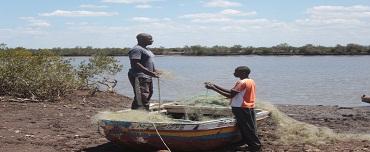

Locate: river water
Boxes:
[70,56,370,107]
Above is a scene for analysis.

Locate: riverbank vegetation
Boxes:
[1,42,369,56]
[0,47,122,101]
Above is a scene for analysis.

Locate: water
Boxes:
[70,56,370,107]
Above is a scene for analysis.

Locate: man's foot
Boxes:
[234,145,261,152]
[234,144,248,151]
[247,146,262,152]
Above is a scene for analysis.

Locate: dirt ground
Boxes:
[1,91,369,152]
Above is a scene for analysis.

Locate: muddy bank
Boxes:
[0,91,369,152]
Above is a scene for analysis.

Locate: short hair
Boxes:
[136,33,151,41]
[235,66,251,75]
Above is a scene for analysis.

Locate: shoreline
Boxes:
[1,91,369,152]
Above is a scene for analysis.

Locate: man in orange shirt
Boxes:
[205,66,261,152]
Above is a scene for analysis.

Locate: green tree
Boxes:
[0,43,7,50]
[230,45,242,54]
[346,43,366,54]
[77,53,123,88]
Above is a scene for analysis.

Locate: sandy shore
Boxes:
[1,91,369,152]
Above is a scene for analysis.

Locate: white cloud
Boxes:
[136,4,152,8]
[132,17,158,22]
[19,17,51,28]
[203,0,241,8]
[132,17,171,22]
[308,5,370,20]
[101,0,160,4]
[65,22,89,26]
[80,4,108,8]
[295,5,370,27]
[39,10,118,17]
[221,9,256,16]
[4,4,370,48]
[180,9,255,23]
[181,13,221,19]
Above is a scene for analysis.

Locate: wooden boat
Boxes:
[362,95,370,104]
[98,103,270,152]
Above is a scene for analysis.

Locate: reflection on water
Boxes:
[70,56,370,107]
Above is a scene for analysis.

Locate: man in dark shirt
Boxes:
[128,33,160,110]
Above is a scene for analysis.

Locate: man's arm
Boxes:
[205,83,239,98]
[131,59,159,78]
[213,84,231,94]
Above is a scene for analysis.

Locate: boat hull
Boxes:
[101,121,241,151]
[98,108,270,151]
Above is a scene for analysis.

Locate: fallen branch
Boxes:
[97,78,118,93]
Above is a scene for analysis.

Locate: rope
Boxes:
[205,88,209,101]
[157,78,161,113]
[152,122,172,152]
[152,78,171,151]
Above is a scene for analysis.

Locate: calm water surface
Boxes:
[71,56,370,107]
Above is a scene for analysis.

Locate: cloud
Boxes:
[39,10,118,17]
[203,0,241,8]
[4,4,370,48]
[307,5,370,20]
[80,4,109,9]
[19,17,51,28]
[132,17,158,22]
[295,5,370,28]
[65,22,89,26]
[135,4,152,8]
[180,9,256,23]
[132,17,171,22]
[101,0,161,4]
[221,9,256,16]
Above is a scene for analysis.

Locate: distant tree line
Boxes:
[1,43,370,56]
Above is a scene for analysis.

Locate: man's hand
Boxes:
[152,71,160,78]
[204,82,215,89]
[155,69,163,75]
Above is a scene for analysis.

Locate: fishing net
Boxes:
[93,110,175,123]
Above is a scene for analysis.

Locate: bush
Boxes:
[0,49,122,101]
[0,48,79,100]
[77,52,122,89]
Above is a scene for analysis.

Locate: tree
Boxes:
[230,45,242,54]
[77,53,123,89]
[0,43,8,50]
[346,43,366,54]
[272,43,293,54]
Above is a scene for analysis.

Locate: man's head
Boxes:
[136,33,153,46]
[234,66,251,78]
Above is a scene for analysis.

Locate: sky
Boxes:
[1,0,370,48]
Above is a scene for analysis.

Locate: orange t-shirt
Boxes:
[230,78,256,108]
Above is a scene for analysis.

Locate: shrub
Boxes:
[0,49,122,101]
[0,48,80,100]
[77,52,122,89]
